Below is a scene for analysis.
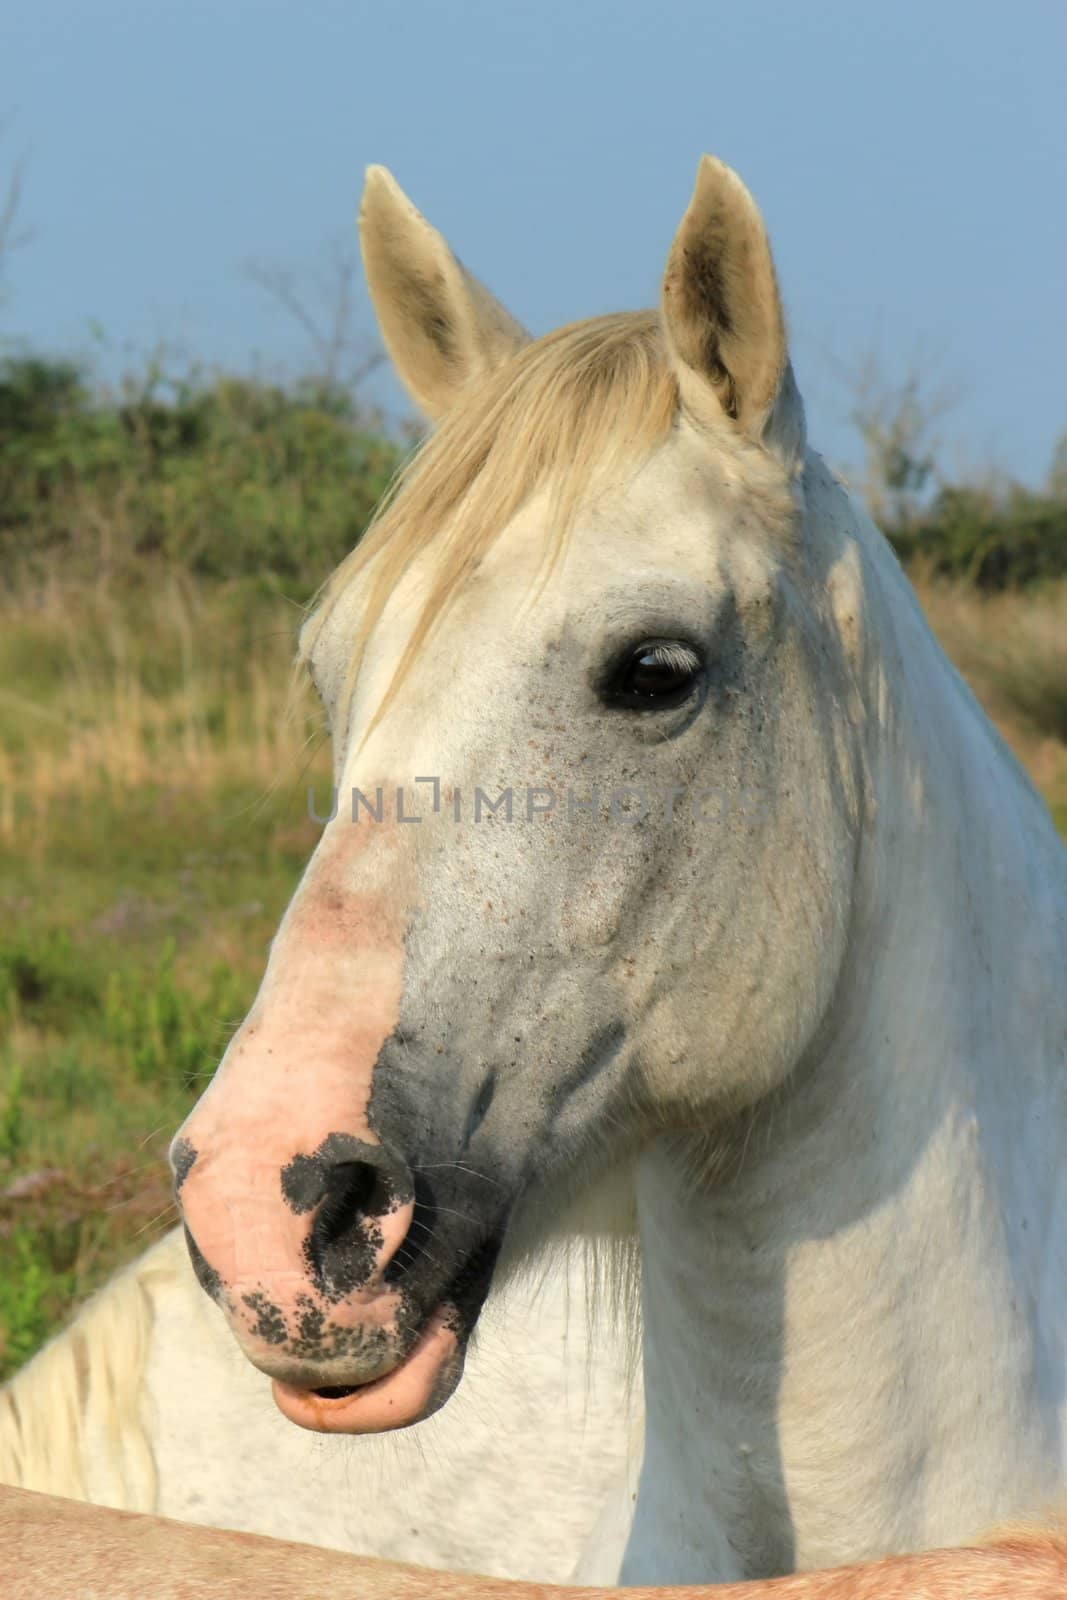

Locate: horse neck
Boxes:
[624,478,1067,1585]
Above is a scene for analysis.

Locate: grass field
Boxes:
[0,566,1064,1378]
[0,570,331,1373]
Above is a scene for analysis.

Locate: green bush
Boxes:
[0,1229,57,1372]
[0,1065,24,1162]
[0,356,89,437]
[103,937,244,1091]
[886,484,1067,590]
[0,930,99,1030]
[0,928,244,1094]
[0,355,406,595]
[5,353,1066,594]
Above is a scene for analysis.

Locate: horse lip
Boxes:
[271,1303,463,1434]
[302,1304,442,1398]
[280,1229,503,1407]
[272,1311,428,1397]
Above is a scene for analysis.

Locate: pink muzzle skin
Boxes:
[179,1114,465,1431]
[176,1121,418,1381]
[172,820,462,1430]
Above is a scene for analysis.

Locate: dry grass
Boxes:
[0,571,325,856]
[913,576,1067,825]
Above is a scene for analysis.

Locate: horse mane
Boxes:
[299,310,679,734]
[0,1228,184,1511]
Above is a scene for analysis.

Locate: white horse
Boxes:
[0,1226,639,1582]
[9,152,1066,1589]
[167,153,1067,1586]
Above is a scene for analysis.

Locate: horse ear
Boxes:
[359,166,529,421]
[661,156,805,469]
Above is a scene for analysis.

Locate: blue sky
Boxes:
[4,0,1066,485]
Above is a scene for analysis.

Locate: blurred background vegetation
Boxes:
[1,172,1066,1377]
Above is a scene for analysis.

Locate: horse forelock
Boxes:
[298,311,681,733]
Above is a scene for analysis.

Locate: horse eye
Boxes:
[607,640,703,709]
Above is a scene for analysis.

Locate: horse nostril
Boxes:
[297,1139,416,1298]
[314,1159,385,1249]
[282,1134,412,1221]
